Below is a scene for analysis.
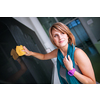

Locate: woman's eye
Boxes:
[54,35,58,37]
[62,33,64,34]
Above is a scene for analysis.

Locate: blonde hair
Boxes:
[49,22,76,47]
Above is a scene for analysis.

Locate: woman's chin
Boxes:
[58,44,67,48]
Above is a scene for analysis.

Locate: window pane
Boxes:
[71,20,77,27]
[67,23,72,29]
[37,17,56,37]
[75,19,80,25]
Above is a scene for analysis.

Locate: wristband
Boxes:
[68,68,76,76]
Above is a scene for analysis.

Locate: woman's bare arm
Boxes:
[74,48,96,84]
[23,46,58,60]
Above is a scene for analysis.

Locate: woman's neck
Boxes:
[59,44,68,57]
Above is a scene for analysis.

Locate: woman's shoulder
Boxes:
[74,47,87,65]
[75,47,86,54]
[74,47,91,65]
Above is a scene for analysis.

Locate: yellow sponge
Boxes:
[16,45,26,56]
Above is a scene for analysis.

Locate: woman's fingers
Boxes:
[68,55,71,61]
[63,55,72,63]
[23,46,27,49]
[22,46,30,56]
[63,55,73,71]
[63,56,68,63]
[23,46,27,51]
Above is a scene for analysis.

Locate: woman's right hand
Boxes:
[63,55,73,71]
[22,46,32,56]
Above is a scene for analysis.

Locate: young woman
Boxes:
[23,22,96,84]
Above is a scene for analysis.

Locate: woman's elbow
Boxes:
[86,79,96,84]
[92,80,96,84]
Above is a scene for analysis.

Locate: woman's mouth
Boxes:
[59,40,64,43]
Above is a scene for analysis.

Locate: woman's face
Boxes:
[52,29,68,48]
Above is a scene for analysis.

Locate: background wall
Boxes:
[79,17,100,54]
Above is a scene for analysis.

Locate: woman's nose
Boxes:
[59,34,63,39]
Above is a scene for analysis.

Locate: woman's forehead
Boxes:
[52,29,61,34]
